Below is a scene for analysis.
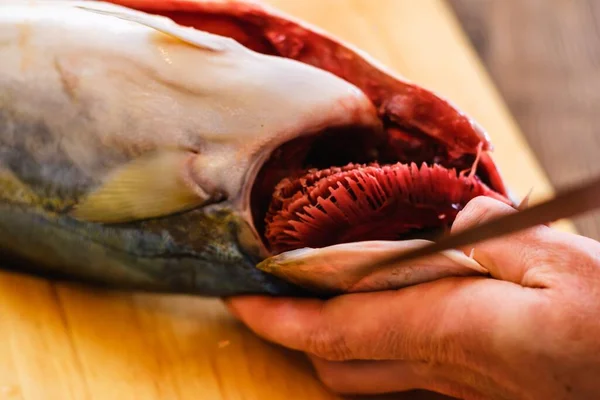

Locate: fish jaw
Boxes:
[257,240,488,294]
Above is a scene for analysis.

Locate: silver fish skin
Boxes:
[0,1,380,296]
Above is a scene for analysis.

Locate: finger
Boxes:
[309,356,424,394]
[308,356,485,399]
[451,196,600,287]
[225,277,533,365]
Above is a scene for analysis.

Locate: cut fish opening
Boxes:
[108,1,512,256]
[250,126,511,255]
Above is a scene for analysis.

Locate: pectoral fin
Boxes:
[71,150,214,223]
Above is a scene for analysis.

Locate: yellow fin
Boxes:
[71,150,211,223]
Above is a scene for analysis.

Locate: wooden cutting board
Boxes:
[0,1,576,400]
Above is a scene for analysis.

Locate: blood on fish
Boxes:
[264,162,511,254]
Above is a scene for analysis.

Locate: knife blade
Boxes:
[365,174,600,270]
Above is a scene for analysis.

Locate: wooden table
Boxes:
[0,1,576,399]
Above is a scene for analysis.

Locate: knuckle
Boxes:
[379,326,428,361]
[517,243,554,287]
[305,326,353,361]
[375,327,402,356]
[519,231,600,287]
[411,359,439,377]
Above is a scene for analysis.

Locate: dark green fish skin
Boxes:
[0,201,303,297]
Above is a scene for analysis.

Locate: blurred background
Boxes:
[448,0,600,240]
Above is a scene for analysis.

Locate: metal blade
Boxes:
[365,174,600,270]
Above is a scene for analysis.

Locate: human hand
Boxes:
[225,196,600,400]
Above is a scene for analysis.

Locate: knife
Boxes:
[365,174,600,270]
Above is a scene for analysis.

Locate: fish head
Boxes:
[1,0,514,295]
[80,0,514,290]
[64,1,383,252]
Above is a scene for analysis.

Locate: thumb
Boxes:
[452,196,589,288]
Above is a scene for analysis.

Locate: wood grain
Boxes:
[448,0,600,240]
[0,1,575,400]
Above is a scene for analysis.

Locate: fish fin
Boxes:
[517,187,534,211]
[257,240,488,294]
[71,150,212,224]
[75,4,230,52]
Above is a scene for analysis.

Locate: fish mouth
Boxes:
[250,123,511,257]
[93,0,512,259]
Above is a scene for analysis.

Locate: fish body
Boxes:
[0,0,512,296]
